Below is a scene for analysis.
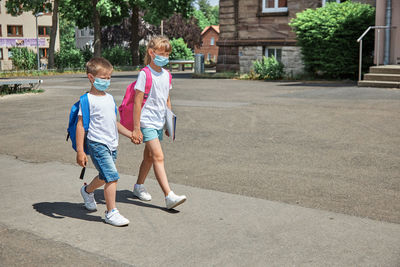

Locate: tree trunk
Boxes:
[48,0,59,69]
[130,5,140,66]
[92,0,101,57]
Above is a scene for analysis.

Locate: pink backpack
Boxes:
[119,66,172,131]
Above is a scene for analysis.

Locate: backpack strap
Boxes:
[166,69,172,87]
[142,66,152,103]
[80,93,90,131]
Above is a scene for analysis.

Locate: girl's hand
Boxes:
[131,129,143,144]
[76,151,88,167]
[165,130,170,137]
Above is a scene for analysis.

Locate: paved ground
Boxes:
[0,71,399,266]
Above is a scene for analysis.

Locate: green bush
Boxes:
[55,48,85,69]
[81,47,93,64]
[170,38,194,60]
[290,1,375,79]
[102,46,132,66]
[252,56,284,80]
[10,47,37,70]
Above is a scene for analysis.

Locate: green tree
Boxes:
[61,0,128,57]
[126,0,194,66]
[289,1,375,78]
[194,0,219,30]
[170,38,194,60]
[6,0,60,69]
[9,47,37,70]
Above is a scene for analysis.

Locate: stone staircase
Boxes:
[358,65,400,88]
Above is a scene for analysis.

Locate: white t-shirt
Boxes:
[78,93,118,151]
[134,65,171,130]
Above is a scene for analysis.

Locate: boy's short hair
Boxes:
[86,57,113,75]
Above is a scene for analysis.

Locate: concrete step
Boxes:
[369,65,400,74]
[363,73,400,82]
[358,80,400,88]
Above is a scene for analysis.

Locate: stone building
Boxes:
[0,1,60,70]
[194,25,220,63]
[217,0,376,75]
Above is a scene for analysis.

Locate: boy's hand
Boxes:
[76,151,88,167]
[131,129,143,144]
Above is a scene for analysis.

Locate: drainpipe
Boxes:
[384,0,391,65]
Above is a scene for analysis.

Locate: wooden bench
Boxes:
[168,60,195,72]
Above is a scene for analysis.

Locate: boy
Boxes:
[76,57,132,226]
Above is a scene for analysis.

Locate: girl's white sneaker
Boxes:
[105,209,129,227]
[133,184,152,201]
[165,191,187,209]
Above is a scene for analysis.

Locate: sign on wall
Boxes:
[0,38,46,47]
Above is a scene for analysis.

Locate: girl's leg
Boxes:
[146,138,171,196]
[104,181,117,212]
[86,176,106,193]
[136,145,153,184]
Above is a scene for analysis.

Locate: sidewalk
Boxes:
[1,154,399,266]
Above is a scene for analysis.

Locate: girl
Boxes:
[131,36,186,210]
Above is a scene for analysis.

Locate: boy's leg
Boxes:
[136,145,153,184]
[86,176,106,193]
[146,138,171,196]
[104,181,117,212]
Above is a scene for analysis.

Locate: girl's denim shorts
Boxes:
[141,127,163,142]
[87,139,119,183]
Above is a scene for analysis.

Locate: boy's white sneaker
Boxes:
[105,209,129,227]
[80,185,97,211]
[165,191,187,209]
[133,184,152,201]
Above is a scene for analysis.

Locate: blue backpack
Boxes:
[66,93,90,153]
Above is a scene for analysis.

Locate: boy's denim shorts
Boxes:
[87,139,119,183]
[141,127,163,142]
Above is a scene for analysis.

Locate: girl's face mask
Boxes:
[153,54,169,67]
[93,77,111,91]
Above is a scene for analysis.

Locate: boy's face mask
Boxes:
[93,77,111,91]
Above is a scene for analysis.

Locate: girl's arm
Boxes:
[132,91,144,144]
[76,116,88,167]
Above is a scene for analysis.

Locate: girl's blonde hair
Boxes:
[144,36,172,65]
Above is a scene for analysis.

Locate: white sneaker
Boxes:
[133,184,152,201]
[165,191,187,209]
[80,185,97,211]
[105,209,129,227]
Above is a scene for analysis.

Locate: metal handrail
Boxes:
[357,26,393,81]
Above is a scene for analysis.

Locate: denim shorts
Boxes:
[141,128,163,142]
[87,139,119,183]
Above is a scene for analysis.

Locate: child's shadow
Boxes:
[94,189,180,214]
[32,202,103,222]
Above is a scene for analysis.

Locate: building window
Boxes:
[0,49,3,60]
[265,47,282,62]
[262,0,288,13]
[39,26,51,36]
[210,37,215,46]
[0,26,2,36]
[7,25,23,37]
[8,49,13,58]
[322,0,341,6]
[39,48,48,58]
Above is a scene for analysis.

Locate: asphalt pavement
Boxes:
[0,71,400,266]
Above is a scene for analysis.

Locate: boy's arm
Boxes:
[132,91,144,144]
[76,116,88,167]
[117,122,132,138]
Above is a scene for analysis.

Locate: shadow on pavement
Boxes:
[94,189,179,214]
[277,82,356,87]
[32,190,178,222]
[32,202,103,222]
